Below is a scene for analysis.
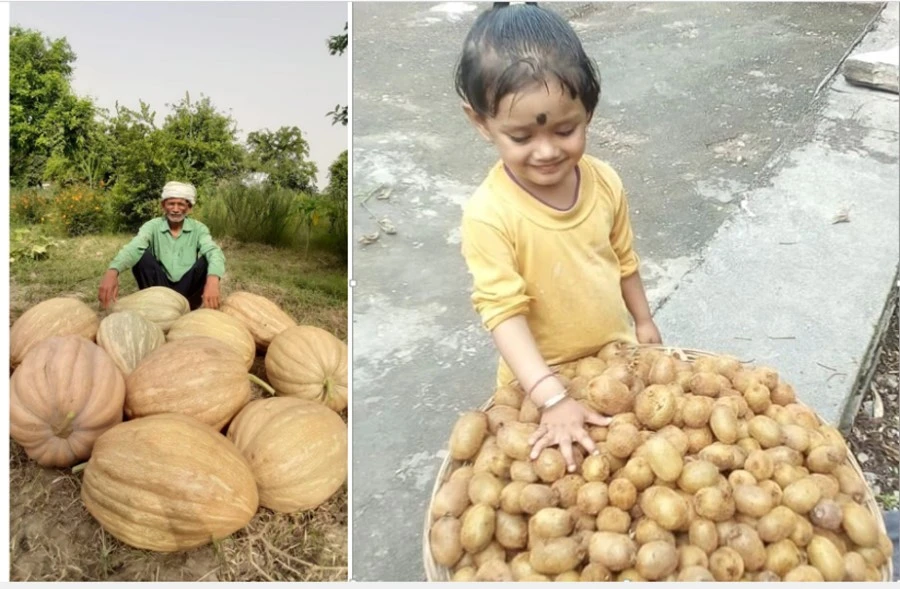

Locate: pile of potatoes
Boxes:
[427,344,893,582]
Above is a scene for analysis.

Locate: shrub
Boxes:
[196,182,301,248]
[51,184,109,236]
[10,227,62,263]
[106,185,162,233]
[10,187,54,226]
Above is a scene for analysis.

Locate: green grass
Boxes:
[878,491,899,511]
[191,182,347,260]
[9,227,347,340]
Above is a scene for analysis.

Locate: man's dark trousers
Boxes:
[132,249,208,310]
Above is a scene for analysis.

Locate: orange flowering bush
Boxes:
[51,184,109,236]
[10,188,53,225]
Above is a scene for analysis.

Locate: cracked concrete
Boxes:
[349,2,897,581]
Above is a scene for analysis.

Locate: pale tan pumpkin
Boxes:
[10,297,99,367]
[265,325,348,412]
[110,286,189,331]
[96,311,166,376]
[220,291,297,349]
[81,413,259,552]
[125,336,251,430]
[227,397,347,512]
[166,309,256,370]
[10,336,125,468]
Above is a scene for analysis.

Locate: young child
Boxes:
[456,3,662,472]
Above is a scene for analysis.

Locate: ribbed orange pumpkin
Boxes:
[265,326,348,412]
[125,337,251,430]
[81,413,259,552]
[220,291,297,350]
[10,336,125,468]
[10,297,99,367]
[166,309,256,370]
[227,397,347,513]
[96,311,166,376]
[110,286,189,331]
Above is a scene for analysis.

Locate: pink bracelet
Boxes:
[527,372,557,397]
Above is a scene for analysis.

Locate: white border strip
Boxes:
[2,1,13,583]
[345,1,355,582]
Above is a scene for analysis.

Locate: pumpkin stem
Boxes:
[53,410,77,438]
[72,462,88,474]
[322,377,333,402]
[247,374,276,396]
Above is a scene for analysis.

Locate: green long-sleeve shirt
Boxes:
[109,217,226,282]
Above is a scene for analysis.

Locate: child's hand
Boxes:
[636,319,662,344]
[528,398,612,473]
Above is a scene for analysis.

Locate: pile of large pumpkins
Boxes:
[426,343,893,582]
[9,287,348,552]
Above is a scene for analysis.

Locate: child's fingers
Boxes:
[529,433,553,460]
[585,409,611,427]
[573,428,597,456]
[559,438,576,472]
[527,425,548,446]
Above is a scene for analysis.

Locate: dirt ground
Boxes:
[9,355,348,582]
[846,286,899,513]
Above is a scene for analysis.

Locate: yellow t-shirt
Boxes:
[461,155,639,386]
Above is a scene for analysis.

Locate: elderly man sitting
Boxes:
[98,181,225,310]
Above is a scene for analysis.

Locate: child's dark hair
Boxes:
[455,3,601,119]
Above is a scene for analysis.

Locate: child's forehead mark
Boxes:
[536,113,547,126]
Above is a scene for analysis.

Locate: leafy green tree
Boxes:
[9,27,97,187]
[325,150,347,202]
[246,126,318,193]
[43,111,114,189]
[328,23,348,56]
[323,150,348,258]
[162,92,245,190]
[105,101,172,229]
[104,94,246,230]
[326,23,348,127]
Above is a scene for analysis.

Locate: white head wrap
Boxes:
[161,181,196,205]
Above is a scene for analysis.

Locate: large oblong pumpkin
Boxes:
[10,297,99,367]
[81,413,259,552]
[167,309,256,370]
[96,311,166,376]
[110,286,189,332]
[125,336,251,430]
[220,291,296,350]
[265,325,348,412]
[10,335,125,468]
[227,397,347,513]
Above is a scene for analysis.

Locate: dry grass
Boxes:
[9,229,348,582]
[847,287,899,511]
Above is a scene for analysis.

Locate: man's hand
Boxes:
[98,269,120,309]
[636,318,662,344]
[202,276,221,309]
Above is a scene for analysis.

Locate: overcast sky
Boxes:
[11,2,348,190]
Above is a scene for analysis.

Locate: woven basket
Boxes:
[423,345,893,582]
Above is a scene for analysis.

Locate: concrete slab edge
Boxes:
[652,3,899,427]
[839,268,900,433]
[813,2,888,98]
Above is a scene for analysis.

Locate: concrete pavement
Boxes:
[349,2,897,581]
